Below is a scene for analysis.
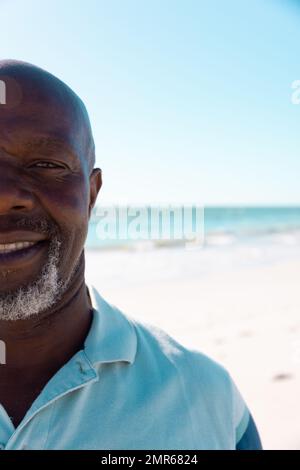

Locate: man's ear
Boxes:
[89,168,102,218]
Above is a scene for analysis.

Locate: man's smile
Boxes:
[0,230,49,269]
[0,241,38,253]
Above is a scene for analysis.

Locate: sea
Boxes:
[86,206,300,250]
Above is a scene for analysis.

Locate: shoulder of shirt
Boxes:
[131,313,232,388]
[86,284,233,394]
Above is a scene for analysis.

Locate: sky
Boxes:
[0,0,300,205]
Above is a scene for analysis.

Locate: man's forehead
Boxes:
[0,62,86,125]
[0,71,70,112]
[0,60,95,170]
[0,76,86,160]
[0,117,82,160]
[0,77,80,123]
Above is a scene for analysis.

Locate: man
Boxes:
[0,60,262,450]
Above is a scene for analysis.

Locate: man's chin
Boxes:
[0,242,62,321]
[0,271,40,296]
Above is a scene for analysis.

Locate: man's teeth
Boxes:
[0,241,38,254]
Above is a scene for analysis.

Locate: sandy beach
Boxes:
[85,242,300,450]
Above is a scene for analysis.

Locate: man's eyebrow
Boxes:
[23,137,77,158]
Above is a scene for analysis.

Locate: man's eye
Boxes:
[31,162,65,169]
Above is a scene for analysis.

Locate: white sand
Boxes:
[85,245,300,450]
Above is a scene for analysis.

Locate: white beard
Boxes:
[0,237,68,321]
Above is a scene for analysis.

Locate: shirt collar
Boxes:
[84,284,138,366]
[4,285,137,436]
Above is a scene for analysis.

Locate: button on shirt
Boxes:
[0,285,262,450]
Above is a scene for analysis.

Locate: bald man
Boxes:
[0,60,262,450]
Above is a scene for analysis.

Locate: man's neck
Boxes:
[0,258,93,376]
[0,256,93,427]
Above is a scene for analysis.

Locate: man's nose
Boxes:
[0,176,35,214]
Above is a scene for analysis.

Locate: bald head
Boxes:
[0,59,95,172]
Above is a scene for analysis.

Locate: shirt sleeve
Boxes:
[230,377,263,450]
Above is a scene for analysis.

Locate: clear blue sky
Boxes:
[1,0,300,205]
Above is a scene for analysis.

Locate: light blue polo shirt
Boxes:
[0,285,262,450]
